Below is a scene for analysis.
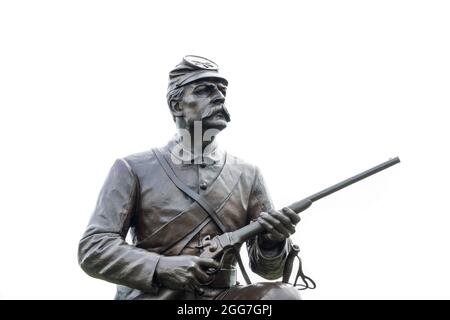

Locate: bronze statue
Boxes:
[77,55,399,300]
[78,55,304,300]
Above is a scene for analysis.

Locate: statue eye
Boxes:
[194,85,209,95]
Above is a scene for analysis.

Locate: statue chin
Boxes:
[176,116,228,133]
[203,119,228,132]
[202,113,229,131]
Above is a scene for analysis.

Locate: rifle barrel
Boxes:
[215,157,401,250]
[289,157,400,213]
[308,157,400,203]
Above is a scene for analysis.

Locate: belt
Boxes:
[208,268,237,288]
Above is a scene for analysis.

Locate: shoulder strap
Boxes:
[153,149,227,233]
[152,148,252,285]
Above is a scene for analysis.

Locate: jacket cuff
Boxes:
[144,253,162,294]
[256,236,289,260]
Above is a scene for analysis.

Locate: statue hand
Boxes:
[257,207,301,242]
[155,255,219,292]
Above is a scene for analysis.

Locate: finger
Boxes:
[260,212,291,237]
[257,215,274,233]
[270,210,296,233]
[197,258,220,269]
[186,275,203,293]
[193,266,213,284]
[182,281,197,293]
[282,207,301,225]
[260,212,291,238]
[258,218,287,240]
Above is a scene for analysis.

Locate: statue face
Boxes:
[176,79,229,132]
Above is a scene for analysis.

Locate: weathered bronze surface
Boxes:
[78,55,303,300]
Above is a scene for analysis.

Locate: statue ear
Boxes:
[170,101,183,117]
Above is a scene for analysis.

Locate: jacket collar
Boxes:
[166,134,225,165]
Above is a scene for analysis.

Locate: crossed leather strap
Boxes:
[152,148,252,285]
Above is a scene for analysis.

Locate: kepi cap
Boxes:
[167,55,228,93]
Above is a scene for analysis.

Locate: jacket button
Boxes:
[200,181,208,190]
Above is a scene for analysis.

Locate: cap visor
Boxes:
[179,71,228,87]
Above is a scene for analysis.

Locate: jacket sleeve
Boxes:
[246,166,291,280]
[78,159,161,293]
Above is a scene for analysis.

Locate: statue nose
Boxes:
[212,96,225,105]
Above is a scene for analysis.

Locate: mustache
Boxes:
[201,105,231,122]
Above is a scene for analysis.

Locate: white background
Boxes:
[1,0,449,299]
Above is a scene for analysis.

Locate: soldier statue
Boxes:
[78,55,305,300]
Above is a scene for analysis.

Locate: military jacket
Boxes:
[78,137,290,299]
